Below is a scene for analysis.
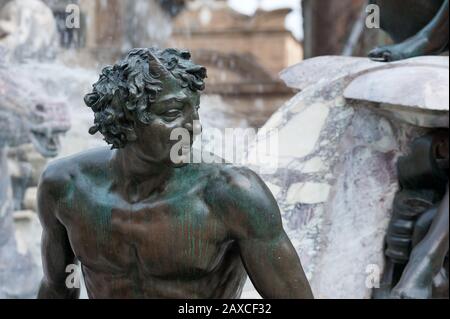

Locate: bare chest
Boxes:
[58,180,230,278]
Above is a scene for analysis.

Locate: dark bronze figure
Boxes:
[374,131,449,299]
[36,48,313,299]
[369,0,449,61]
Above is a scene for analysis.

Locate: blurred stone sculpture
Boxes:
[0,61,70,298]
[244,55,449,298]
[0,0,58,62]
[158,0,186,17]
[369,0,449,61]
[37,48,313,299]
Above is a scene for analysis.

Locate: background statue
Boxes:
[0,58,70,298]
[369,0,449,61]
[374,132,449,299]
[37,48,313,299]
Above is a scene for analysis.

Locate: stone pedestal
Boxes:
[243,56,449,299]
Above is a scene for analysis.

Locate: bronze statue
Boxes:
[369,0,449,61]
[37,48,313,299]
[374,131,449,299]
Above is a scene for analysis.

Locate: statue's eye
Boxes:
[163,110,181,118]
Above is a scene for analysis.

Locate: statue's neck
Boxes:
[112,147,172,203]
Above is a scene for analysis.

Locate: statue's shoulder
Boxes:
[204,164,282,238]
[204,164,273,206]
[200,163,252,186]
[39,147,112,191]
[216,164,264,187]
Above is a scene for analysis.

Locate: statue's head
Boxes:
[1,65,70,157]
[85,48,207,165]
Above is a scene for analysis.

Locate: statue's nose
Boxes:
[184,120,202,134]
[184,108,202,133]
[184,122,192,131]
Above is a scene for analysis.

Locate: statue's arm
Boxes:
[421,0,449,50]
[37,169,79,299]
[212,168,313,299]
[369,0,449,61]
[239,229,313,299]
[393,185,449,298]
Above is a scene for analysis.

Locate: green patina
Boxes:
[171,168,209,263]
[76,171,112,243]
[62,179,76,211]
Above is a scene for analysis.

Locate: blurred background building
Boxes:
[26,0,303,128]
[170,0,302,127]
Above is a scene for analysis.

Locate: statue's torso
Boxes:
[54,149,247,299]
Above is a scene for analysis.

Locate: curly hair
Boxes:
[84,47,207,149]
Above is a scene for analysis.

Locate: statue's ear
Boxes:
[123,126,137,143]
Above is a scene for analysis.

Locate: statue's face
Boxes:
[132,77,201,167]
[0,72,70,157]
